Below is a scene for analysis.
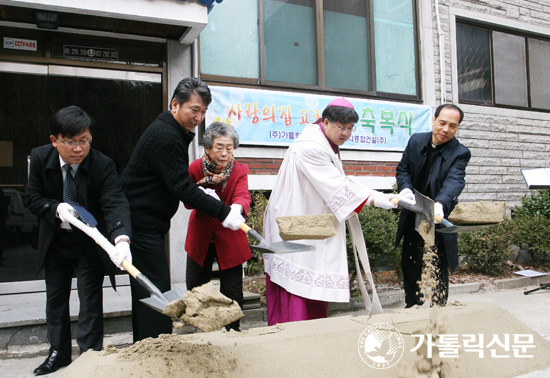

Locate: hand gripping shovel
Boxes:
[63,205,184,316]
[239,222,315,254]
[391,190,435,245]
[391,190,494,235]
[390,190,495,235]
[389,192,431,220]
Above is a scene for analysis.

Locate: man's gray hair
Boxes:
[203,122,239,149]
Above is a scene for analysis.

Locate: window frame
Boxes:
[457,18,550,113]
[199,0,421,102]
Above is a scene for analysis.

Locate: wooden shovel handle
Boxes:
[121,259,141,279]
[390,197,399,206]
[239,222,251,233]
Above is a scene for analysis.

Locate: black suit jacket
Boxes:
[25,144,132,274]
[395,131,471,271]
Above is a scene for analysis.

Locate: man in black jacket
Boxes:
[121,77,244,342]
[26,106,132,375]
[395,104,471,308]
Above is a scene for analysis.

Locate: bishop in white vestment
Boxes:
[263,98,399,325]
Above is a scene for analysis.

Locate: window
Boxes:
[456,24,492,104]
[199,0,419,99]
[373,0,417,95]
[457,21,550,111]
[529,39,550,110]
[323,0,370,91]
[264,0,317,85]
[199,0,259,79]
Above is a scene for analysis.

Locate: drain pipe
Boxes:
[191,38,201,161]
[435,0,446,104]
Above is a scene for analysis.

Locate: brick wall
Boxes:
[239,157,397,177]
[342,160,397,177]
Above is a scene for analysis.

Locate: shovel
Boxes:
[393,191,494,235]
[435,216,494,234]
[390,190,436,245]
[402,194,495,234]
[64,205,184,315]
[239,222,316,254]
[410,190,435,245]
[389,192,432,219]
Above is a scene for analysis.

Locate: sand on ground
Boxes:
[58,302,550,378]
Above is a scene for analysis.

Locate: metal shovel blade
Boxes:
[66,205,185,316]
[413,190,435,245]
[140,286,185,313]
[436,224,494,234]
[241,222,316,254]
[247,240,316,254]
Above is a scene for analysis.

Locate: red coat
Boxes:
[185,159,252,269]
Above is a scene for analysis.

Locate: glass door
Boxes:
[0,62,163,290]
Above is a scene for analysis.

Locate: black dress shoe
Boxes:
[225,324,241,332]
[33,349,71,375]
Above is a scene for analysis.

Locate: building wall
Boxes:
[226,0,550,210]
[0,1,205,288]
[426,1,550,209]
[156,0,550,283]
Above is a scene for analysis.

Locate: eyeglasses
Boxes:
[329,121,356,134]
[57,137,92,148]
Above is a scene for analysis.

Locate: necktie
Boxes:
[63,164,80,205]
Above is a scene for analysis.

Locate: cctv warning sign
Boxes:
[3,37,38,51]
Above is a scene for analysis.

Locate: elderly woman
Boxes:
[185,122,251,331]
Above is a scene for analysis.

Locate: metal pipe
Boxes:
[191,38,201,161]
[435,0,446,104]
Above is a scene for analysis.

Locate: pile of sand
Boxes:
[64,334,237,378]
[59,302,550,378]
[163,282,243,332]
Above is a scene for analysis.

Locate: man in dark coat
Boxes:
[121,77,245,342]
[26,106,132,375]
[395,104,471,308]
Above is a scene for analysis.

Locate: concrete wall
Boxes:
[166,0,550,283]
[422,1,550,209]
[166,39,193,284]
[209,0,550,211]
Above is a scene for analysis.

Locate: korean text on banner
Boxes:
[207,86,431,151]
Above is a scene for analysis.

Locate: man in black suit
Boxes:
[395,104,471,308]
[26,106,132,375]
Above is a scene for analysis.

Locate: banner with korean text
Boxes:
[207,86,432,150]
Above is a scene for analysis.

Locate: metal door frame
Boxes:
[0,62,162,294]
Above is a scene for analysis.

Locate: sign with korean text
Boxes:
[207,86,431,150]
[3,37,37,51]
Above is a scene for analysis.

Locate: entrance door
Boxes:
[0,62,163,292]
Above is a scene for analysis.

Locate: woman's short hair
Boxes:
[203,122,239,149]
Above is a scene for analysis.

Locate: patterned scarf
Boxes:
[197,153,234,191]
